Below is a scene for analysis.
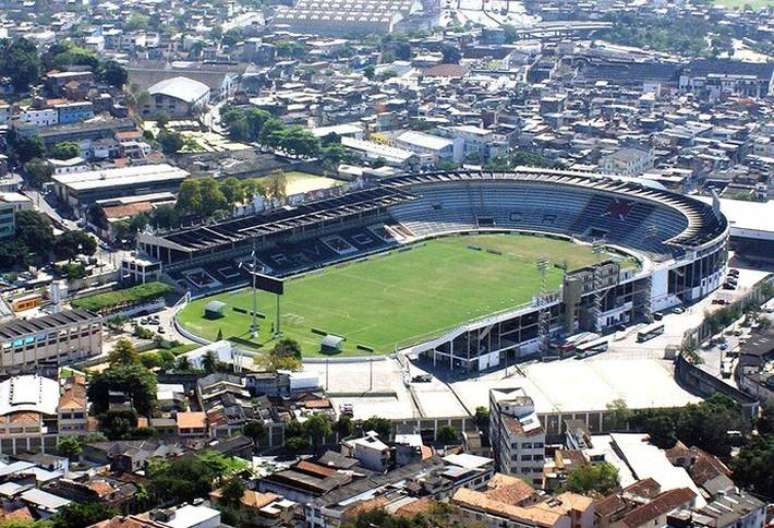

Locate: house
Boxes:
[144,77,210,118]
[209,488,298,527]
[600,146,654,177]
[176,412,209,438]
[451,478,592,528]
[342,432,390,472]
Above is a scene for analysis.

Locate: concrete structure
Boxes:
[0,374,88,454]
[395,131,462,165]
[144,76,211,118]
[600,146,655,177]
[342,432,390,471]
[0,192,32,239]
[0,309,102,375]
[51,163,190,213]
[489,387,546,486]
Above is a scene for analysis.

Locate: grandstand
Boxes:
[138,168,729,369]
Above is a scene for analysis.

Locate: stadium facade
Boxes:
[135,168,729,371]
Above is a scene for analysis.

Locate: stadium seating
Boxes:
[387,180,692,259]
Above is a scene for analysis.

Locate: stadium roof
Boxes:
[146,187,414,252]
[383,168,727,248]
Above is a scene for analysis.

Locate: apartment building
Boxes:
[489,387,546,486]
[0,309,102,375]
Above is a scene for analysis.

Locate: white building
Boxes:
[341,137,418,168]
[395,130,463,165]
[342,431,390,471]
[447,125,493,160]
[600,146,654,177]
[144,76,211,118]
[489,387,546,487]
[19,107,58,127]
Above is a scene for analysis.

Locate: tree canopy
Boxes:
[87,364,158,415]
[564,462,620,495]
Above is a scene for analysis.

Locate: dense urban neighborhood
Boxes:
[0,0,773,527]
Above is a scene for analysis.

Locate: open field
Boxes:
[177,234,621,357]
[256,171,342,195]
[714,0,773,8]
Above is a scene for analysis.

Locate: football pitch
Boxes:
[177,233,620,357]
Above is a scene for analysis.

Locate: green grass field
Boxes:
[177,234,624,357]
[714,0,773,8]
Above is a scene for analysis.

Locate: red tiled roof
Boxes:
[621,488,696,528]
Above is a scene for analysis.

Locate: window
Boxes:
[533,442,544,448]
[521,442,532,449]
[521,454,532,461]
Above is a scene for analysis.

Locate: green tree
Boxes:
[361,416,391,439]
[108,338,140,367]
[15,210,54,258]
[23,158,53,187]
[336,415,353,438]
[125,13,149,31]
[285,435,310,453]
[272,338,302,359]
[243,420,266,450]
[0,38,41,90]
[730,435,774,498]
[87,364,158,415]
[56,436,82,461]
[202,350,219,373]
[51,502,116,528]
[50,142,81,160]
[54,230,97,260]
[440,44,461,64]
[437,425,458,445]
[218,477,246,509]
[564,462,620,495]
[265,170,288,204]
[220,177,244,206]
[97,60,128,89]
[158,129,185,155]
[474,406,490,432]
[10,132,45,164]
[198,177,227,217]
[305,413,332,450]
[0,240,30,269]
[606,399,632,431]
[176,355,192,371]
[176,179,202,215]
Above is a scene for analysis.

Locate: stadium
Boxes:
[135,168,730,370]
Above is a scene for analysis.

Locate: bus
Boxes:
[637,323,665,343]
[575,337,609,358]
[557,332,600,357]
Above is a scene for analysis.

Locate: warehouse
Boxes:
[51,163,190,214]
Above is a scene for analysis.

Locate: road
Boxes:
[203,100,228,134]
[23,189,78,231]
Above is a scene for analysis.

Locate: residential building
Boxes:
[489,387,546,486]
[600,146,655,177]
[56,101,94,125]
[451,474,593,528]
[0,192,32,239]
